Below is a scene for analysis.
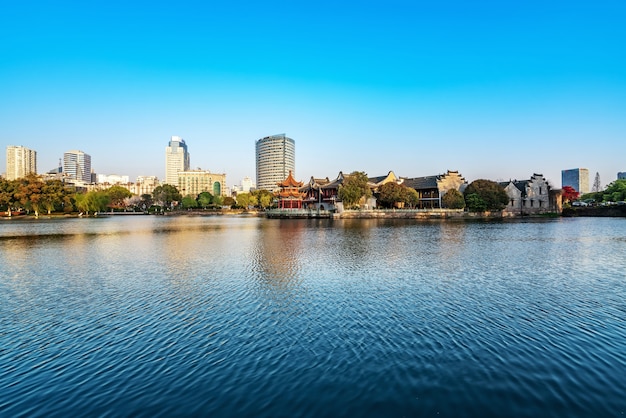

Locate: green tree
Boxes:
[236,193,251,208]
[153,184,182,209]
[252,189,274,209]
[405,187,419,208]
[465,193,488,212]
[106,185,132,210]
[377,182,408,208]
[197,192,213,208]
[464,180,508,211]
[212,195,223,207]
[181,195,199,209]
[602,179,626,202]
[442,189,465,209]
[338,171,372,208]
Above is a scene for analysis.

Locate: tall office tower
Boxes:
[63,150,92,183]
[255,133,295,191]
[6,145,37,180]
[561,168,590,194]
[165,136,190,185]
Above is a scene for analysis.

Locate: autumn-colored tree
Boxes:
[41,180,66,214]
[15,174,44,217]
[561,186,579,204]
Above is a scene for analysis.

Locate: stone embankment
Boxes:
[333,209,504,219]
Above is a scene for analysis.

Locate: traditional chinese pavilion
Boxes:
[276,171,305,209]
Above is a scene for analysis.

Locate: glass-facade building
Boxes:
[561,168,590,194]
[165,136,190,185]
[63,150,92,183]
[255,134,295,191]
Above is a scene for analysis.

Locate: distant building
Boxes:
[618,172,626,180]
[256,134,295,191]
[63,150,92,183]
[97,174,130,185]
[241,176,255,192]
[6,145,37,180]
[131,176,160,196]
[561,168,589,194]
[165,136,190,185]
[178,170,226,197]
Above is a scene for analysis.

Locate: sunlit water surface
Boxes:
[1,216,625,417]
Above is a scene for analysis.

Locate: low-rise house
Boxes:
[500,173,552,215]
[401,170,467,209]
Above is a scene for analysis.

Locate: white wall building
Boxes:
[255,134,295,191]
[6,145,37,180]
[97,174,130,184]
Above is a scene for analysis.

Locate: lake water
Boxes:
[1,215,625,417]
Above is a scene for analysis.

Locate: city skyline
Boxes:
[1,1,625,188]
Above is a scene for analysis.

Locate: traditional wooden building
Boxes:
[276,171,305,209]
[401,170,467,209]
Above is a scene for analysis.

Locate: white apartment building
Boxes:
[255,134,295,191]
[6,145,37,180]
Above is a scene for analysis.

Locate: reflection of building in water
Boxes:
[252,220,305,290]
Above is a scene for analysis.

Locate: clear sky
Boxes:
[1,0,625,188]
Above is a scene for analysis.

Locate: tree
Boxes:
[197,192,213,208]
[75,191,110,215]
[181,195,199,209]
[252,189,274,209]
[377,182,408,208]
[236,193,251,209]
[15,174,44,217]
[405,187,419,208]
[442,189,465,209]
[106,185,132,210]
[338,171,372,208]
[41,180,66,214]
[152,184,182,209]
[464,180,508,211]
[592,172,601,193]
[465,193,488,212]
[223,196,236,208]
[0,178,17,215]
[561,186,579,204]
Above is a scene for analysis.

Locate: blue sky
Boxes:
[1,0,625,188]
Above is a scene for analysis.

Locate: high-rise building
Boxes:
[165,136,190,185]
[618,172,626,180]
[255,133,295,191]
[561,168,589,194]
[63,150,92,183]
[6,145,37,180]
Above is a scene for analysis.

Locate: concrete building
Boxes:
[165,136,190,185]
[6,145,37,180]
[255,134,295,191]
[97,174,130,185]
[561,168,589,194]
[618,172,626,180]
[178,170,226,197]
[63,150,92,183]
